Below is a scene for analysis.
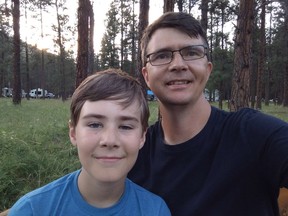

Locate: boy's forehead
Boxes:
[81,100,141,117]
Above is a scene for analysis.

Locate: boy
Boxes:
[9,68,171,216]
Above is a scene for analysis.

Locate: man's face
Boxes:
[142,27,213,106]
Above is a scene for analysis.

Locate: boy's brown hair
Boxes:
[70,68,149,132]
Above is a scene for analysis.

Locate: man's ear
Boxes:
[68,120,77,146]
[206,61,213,83]
[142,67,149,87]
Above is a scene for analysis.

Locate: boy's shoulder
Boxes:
[13,170,79,205]
[126,178,166,201]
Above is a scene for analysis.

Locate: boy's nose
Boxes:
[99,128,119,149]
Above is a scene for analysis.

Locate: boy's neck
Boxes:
[77,170,125,208]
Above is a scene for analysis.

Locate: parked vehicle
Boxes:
[2,87,26,98]
[45,92,55,98]
[29,88,48,98]
[2,87,13,97]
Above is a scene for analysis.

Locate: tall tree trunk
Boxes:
[200,0,209,34]
[280,0,288,107]
[256,0,266,110]
[40,1,45,99]
[76,0,91,88]
[24,0,30,100]
[209,0,214,62]
[163,0,174,12]
[120,0,124,70]
[137,0,149,79]
[230,0,255,111]
[131,0,136,75]
[265,2,273,106]
[176,0,184,12]
[88,2,94,75]
[55,0,67,101]
[12,0,21,105]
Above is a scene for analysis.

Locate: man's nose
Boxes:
[170,52,187,69]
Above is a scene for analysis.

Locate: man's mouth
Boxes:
[167,80,191,85]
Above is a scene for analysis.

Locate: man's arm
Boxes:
[279,188,288,215]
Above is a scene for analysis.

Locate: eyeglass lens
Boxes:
[148,45,206,66]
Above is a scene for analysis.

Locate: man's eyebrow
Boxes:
[150,47,172,53]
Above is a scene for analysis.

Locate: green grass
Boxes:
[210,101,288,122]
[0,98,287,211]
[0,98,80,211]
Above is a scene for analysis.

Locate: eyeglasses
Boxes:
[146,45,208,66]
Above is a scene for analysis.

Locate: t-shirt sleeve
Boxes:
[158,200,172,216]
[8,196,33,216]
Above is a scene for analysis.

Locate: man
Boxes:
[128,12,288,216]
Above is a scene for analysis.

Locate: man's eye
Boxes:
[152,52,171,60]
[183,48,202,57]
[88,123,102,128]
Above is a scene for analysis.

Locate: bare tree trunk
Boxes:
[76,0,90,88]
[163,0,174,12]
[208,0,214,62]
[131,0,136,75]
[24,0,30,100]
[200,0,209,34]
[230,0,255,111]
[88,2,94,75]
[12,0,21,105]
[256,0,266,110]
[265,2,273,106]
[55,0,67,101]
[39,1,45,99]
[137,0,149,79]
[281,1,288,107]
[176,0,184,12]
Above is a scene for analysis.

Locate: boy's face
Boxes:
[69,100,146,184]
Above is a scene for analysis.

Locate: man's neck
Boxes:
[159,99,211,145]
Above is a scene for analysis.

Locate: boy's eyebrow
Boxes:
[81,114,105,120]
[82,114,140,123]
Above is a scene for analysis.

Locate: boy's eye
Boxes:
[88,122,102,128]
[119,125,133,130]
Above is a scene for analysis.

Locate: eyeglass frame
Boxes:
[145,45,208,66]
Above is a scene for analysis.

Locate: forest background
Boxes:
[0,0,288,213]
[0,0,287,109]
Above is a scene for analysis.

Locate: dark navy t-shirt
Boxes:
[128,106,288,216]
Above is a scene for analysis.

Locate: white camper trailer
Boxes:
[2,88,26,98]
[2,87,13,97]
[29,88,47,98]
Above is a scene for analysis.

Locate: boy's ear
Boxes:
[139,129,147,149]
[68,120,77,146]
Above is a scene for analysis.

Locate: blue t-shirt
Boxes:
[9,170,171,216]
